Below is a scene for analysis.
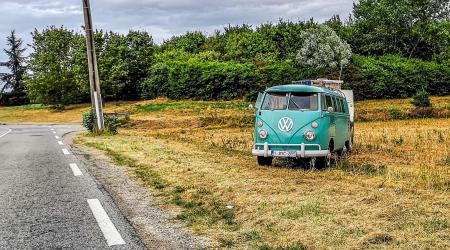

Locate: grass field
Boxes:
[1,96,449,249]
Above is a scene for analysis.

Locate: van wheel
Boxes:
[348,139,353,151]
[338,141,351,158]
[310,153,332,169]
[257,156,273,166]
[349,126,354,151]
[337,146,348,163]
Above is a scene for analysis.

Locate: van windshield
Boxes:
[261,93,288,110]
[261,92,318,111]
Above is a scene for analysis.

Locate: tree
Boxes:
[160,31,205,54]
[256,20,314,61]
[97,30,154,100]
[0,30,27,104]
[350,0,450,59]
[123,31,154,99]
[223,31,277,62]
[26,26,89,105]
[296,25,352,79]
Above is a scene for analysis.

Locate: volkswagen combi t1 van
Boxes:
[252,79,354,168]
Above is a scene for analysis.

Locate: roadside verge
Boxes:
[68,133,210,249]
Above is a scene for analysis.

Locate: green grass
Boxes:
[85,141,168,189]
[242,229,262,241]
[280,198,324,219]
[423,218,448,233]
[336,161,387,177]
[1,103,46,110]
[135,100,250,113]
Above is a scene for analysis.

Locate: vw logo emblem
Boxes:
[278,117,294,132]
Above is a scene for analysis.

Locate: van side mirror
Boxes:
[327,107,334,112]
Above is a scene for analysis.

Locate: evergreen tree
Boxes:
[0,30,27,104]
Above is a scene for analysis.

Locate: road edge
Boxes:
[66,132,211,250]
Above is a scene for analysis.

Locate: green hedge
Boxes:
[141,54,450,101]
[141,59,321,101]
[142,59,260,100]
[347,55,450,100]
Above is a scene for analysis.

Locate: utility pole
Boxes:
[82,0,104,130]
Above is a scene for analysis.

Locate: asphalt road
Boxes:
[0,125,146,249]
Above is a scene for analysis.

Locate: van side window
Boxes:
[325,95,333,110]
[340,99,346,113]
[337,98,343,113]
[332,97,338,112]
[321,94,327,110]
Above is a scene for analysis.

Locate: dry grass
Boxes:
[356,96,450,121]
[71,97,450,249]
[1,97,449,248]
[0,101,146,124]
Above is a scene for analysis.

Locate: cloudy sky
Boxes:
[0,0,356,64]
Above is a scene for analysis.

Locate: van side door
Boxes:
[322,94,336,149]
[334,97,347,150]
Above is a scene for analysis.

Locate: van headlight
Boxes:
[304,130,316,141]
[258,129,268,139]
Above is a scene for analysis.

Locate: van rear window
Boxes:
[261,92,318,111]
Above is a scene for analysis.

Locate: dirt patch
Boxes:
[361,232,394,246]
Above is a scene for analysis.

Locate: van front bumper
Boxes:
[252,142,329,158]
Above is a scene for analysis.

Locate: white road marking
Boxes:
[58,141,64,145]
[55,136,60,139]
[62,148,70,155]
[0,129,12,139]
[87,199,125,246]
[69,163,83,176]
[53,131,56,134]
[51,128,54,131]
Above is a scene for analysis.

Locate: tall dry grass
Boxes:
[1,97,448,248]
[74,97,450,249]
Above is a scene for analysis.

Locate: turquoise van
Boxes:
[252,79,354,168]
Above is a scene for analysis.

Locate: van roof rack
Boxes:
[292,79,345,97]
[292,79,343,88]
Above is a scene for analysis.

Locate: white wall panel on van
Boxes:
[342,90,355,123]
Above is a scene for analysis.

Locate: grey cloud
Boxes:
[0,0,356,62]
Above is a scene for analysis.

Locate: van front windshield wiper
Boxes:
[289,99,303,110]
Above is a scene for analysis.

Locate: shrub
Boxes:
[387,107,404,120]
[411,90,432,108]
[82,109,95,133]
[104,115,121,135]
[82,109,121,134]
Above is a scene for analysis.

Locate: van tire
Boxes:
[310,153,331,169]
[349,125,354,151]
[345,140,352,152]
[257,156,273,166]
[338,141,351,158]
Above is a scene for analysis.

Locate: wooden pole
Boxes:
[82,0,104,130]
